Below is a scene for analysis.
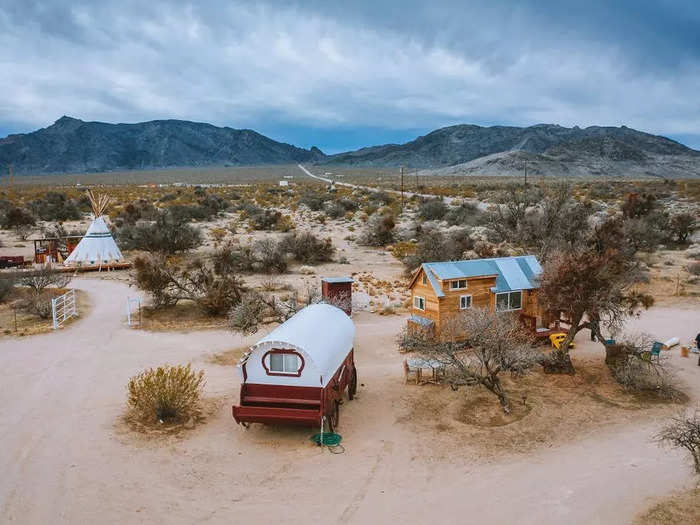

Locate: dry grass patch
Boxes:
[138,301,228,331]
[0,287,88,338]
[634,488,700,525]
[208,346,248,366]
[398,356,687,460]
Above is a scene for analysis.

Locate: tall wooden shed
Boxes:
[321,277,353,315]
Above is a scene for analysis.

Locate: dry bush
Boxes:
[126,364,205,424]
[118,211,203,254]
[133,255,246,315]
[0,276,15,303]
[279,231,334,264]
[418,199,447,220]
[654,408,700,474]
[359,211,396,246]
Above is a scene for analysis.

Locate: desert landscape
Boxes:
[0,164,699,524]
[2,2,700,523]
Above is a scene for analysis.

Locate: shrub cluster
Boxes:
[127,364,205,424]
[133,254,246,314]
[117,211,203,254]
[359,211,396,246]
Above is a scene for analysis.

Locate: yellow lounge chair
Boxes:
[550,333,575,350]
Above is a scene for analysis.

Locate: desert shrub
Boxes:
[118,211,203,254]
[337,197,359,212]
[689,261,700,276]
[116,199,159,225]
[1,207,35,230]
[248,209,282,230]
[126,364,205,424]
[30,192,88,221]
[371,190,393,205]
[279,232,334,264]
[133,255,246,314]
[622,217,664,252]
[402,229,474,272]
[418,199,447,220]
[669,212,696,244]
[621,192,656,219]
[360,211,396,246]
[275,214,296,232]
[325,201,346,219]
[0,276,15,303]
[445,202,481,226]
[254,238,289,273]
[299,191,326,211]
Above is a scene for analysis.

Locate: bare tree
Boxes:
[17,264,72,296]
[399,308,537,414]
[655,409,700,474]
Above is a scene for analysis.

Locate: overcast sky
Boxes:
[1,0,699,152]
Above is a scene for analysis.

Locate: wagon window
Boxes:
[269,353,300,373]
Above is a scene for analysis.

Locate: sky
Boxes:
[1,0,699,153]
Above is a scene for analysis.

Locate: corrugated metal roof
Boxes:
[423,255,541,294]
[408,314,434,327]
[322,277,354,283]
[424,267,445,298]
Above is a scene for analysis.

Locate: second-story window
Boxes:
[450,279,467,290]
[414,296,425,310]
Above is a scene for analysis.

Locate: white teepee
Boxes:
[65,191,124,267]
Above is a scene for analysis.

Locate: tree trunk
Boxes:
[488,378,511,414]
[693,448,700,475]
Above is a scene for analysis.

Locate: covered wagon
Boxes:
[232,303,357,432]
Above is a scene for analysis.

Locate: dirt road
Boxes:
[1,278,698,524]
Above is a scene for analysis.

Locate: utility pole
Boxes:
[9,164,14,203]
[523,162,528,187]
[415,168,419,192]
[400,166,405,210]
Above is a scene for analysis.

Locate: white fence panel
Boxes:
[52,289,77,330]
[126,296,142,327]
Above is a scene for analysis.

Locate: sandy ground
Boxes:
[1,276,699,524]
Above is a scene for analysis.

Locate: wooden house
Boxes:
[407,255,553,337]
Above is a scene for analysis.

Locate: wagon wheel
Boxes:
[327,401,340,432]
[348,366,358,400]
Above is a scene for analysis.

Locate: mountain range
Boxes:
[1,117,699,178]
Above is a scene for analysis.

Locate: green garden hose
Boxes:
[311,432,342,447]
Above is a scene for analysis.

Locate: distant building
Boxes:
[279,180,289,187]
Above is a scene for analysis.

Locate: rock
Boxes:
[299,265,315,275]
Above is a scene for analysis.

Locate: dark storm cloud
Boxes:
[1,0,699,150]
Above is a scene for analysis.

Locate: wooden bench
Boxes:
[243,396,320,407]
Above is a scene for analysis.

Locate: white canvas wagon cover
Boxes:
[248,303,354,387]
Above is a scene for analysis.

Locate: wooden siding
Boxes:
[409,269,547,335]
[437,276,496,331]
[409,268,440,325]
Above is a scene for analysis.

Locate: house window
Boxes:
[459,295,472,310]
[422,273,427,285]
[495,291,523,312]
[414,295,425,311]
[269,352,300,374]
[450,279,467,290]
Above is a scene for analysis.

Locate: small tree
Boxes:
[655,409,700,474]
[669,212,696,244]
[399,308,536,413]
[538,239,649,373]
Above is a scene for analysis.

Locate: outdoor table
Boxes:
[406,357,446,384]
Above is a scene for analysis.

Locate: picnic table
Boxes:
[405,357,446,384]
